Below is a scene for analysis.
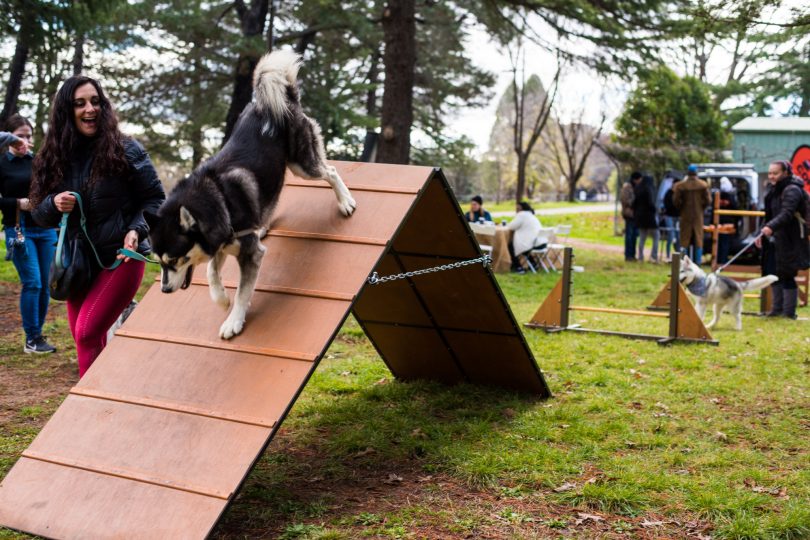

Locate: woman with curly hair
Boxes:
[30,75,165,377]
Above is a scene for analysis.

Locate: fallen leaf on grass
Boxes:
[744,479,789,498]
[637,358,646,365]
[374,377,389,385]
[715,431,729,442]
[553,482,577,493]
[382,473,403,485]
[502,407,516,419]
[574,512,604,525]
[410,427,427,439]
[416,475,433,483]
[352,447,376,458]
[305,476,323,483]
[640,519,665,528]
[339,370,351,376]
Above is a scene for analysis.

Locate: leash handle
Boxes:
[56,191,157,270]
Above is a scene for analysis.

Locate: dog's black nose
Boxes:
[161,286,175,294]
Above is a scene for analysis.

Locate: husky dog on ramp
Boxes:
[679,255,777,330]
[147,50,356,339]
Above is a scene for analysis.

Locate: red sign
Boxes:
[792,145,810,195]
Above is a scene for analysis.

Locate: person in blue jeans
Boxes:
[1,115,57,353]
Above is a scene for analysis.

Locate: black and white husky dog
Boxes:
[679,255,777,330]
[147,49,356,339]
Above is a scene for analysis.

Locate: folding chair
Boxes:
[525,227,556,273]
[546,224,572,270]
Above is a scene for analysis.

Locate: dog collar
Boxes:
[686,276,708,297]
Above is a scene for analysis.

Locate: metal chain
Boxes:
[367,254,491,285]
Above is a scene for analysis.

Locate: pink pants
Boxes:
[67,260,145,377]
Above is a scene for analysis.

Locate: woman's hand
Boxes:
[762,226,773,237]
[54,192,76,212]
[118,230,140,262]
[17,198,31,211]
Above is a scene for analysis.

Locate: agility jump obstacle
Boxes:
[526,247,717,345]
[0,162,549,540]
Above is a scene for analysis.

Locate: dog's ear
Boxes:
[682,255,691,264]
[179,206,197,232]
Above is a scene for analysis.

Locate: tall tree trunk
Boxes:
[376,0,416,164]
[72,33,85,75]
[516,154,527,202]
[360,50,381,162]
[223,0,269,143]
[1,10,34,124]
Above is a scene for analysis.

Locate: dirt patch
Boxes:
[214,437,713,539]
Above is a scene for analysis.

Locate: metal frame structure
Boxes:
[525,248,717,346]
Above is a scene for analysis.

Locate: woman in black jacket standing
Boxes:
[634,174,659,263]
[757,160,810,319]
[30,75,165,377]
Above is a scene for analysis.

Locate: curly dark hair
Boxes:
[30,76,129,206]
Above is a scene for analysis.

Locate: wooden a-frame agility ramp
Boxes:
[0,162,550,540]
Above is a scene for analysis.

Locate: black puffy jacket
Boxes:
[32,138,165,268]
[764,176,810,275]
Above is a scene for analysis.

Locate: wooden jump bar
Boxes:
[570,305,669,318]
[715,209,765,217]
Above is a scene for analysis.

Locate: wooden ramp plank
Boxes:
[123,285,350,360]
[0,458,222,540]
[77,338,313,428]
[0,163,548,539]
[25,395,269,499]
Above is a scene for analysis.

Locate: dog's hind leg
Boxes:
[732,298,743,330]
[220,238,265,340]
[208,250,230,310]
[288,117,356,216]
[706,303,720,329]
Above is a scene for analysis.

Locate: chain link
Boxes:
[367,254,491,285]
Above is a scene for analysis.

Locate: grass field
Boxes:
[0,246,808,539]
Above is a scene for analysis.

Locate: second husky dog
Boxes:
[147,50,356,339]
[679,255,777,330]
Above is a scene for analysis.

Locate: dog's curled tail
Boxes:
[741,275,779,291]
[253,49,302,123]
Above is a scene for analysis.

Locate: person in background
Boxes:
[673,164,710,264]
[620,172,641,261]
[634,174,659,263]
[756,160,809,319]
[1,116,58,354]
[715,177,739,265]
[507,201,542,273]
[466,195,492,223]
[660,174,681,262]
[30,75,165,377]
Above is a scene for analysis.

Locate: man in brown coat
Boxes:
[673,165,710,263]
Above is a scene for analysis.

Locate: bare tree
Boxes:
[509,41,560,203]
[547,106,606,202]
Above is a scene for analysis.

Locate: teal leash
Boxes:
[54,191,158,271]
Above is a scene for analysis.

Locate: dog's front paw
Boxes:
[338,194,356,217]
[210,286,230,310]
[219,316,245,340]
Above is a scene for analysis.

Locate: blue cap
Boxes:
[687,164,698,174]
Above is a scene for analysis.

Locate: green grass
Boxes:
[1,248,808,539]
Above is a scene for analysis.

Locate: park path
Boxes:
[491,202,614,218]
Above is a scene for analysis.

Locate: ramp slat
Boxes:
[0,458,222,540]
[123,285,351,359]
[25,395,269,499]
[77,339,312,428]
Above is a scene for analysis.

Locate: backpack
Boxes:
[663,188,679,217]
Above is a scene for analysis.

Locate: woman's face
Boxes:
[767,163,787,185]
[10,124,32,156]
[73,83,101,137]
